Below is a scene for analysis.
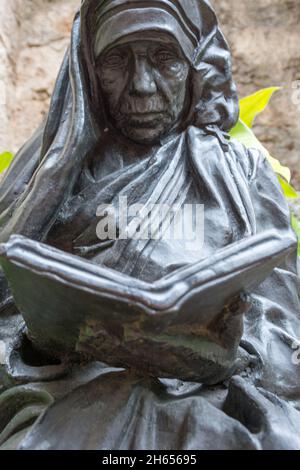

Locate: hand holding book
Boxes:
[0,230,294,383]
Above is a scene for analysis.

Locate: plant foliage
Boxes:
[230,87,300,254]
[0,152,14,175]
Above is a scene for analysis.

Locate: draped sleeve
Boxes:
[230,140,300,404]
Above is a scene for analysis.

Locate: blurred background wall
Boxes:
[0,0,300,187]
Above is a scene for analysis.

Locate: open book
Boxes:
[0,231,294,382]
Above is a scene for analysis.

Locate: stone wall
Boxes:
[0,0,299,187]
[218,0,300,188]
[0,0,21,150]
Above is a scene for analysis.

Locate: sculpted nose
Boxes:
[130,58,157,96]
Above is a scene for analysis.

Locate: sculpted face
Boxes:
[97,35,190,144]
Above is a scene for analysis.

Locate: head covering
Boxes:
[93,0,200,61]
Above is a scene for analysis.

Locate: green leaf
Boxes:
[291,215,300,257]
[239,87,281,128]
[0,152,14,174]
[231,88,299,200]
[230,119,291,183]
[267,154,291,184]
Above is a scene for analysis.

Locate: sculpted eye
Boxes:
[102,52,126,68]
[155,51,177,64]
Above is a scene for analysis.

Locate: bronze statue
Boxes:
[0,0,299,450]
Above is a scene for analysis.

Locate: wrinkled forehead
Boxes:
[93,3,199,62]
[99,31,184,56]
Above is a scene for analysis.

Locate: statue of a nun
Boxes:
[0,0,299,450]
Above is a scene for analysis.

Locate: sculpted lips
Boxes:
[125,112,166,127]
[120,97,165,111]
[128,111,164,119]
[116,94,170,128]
